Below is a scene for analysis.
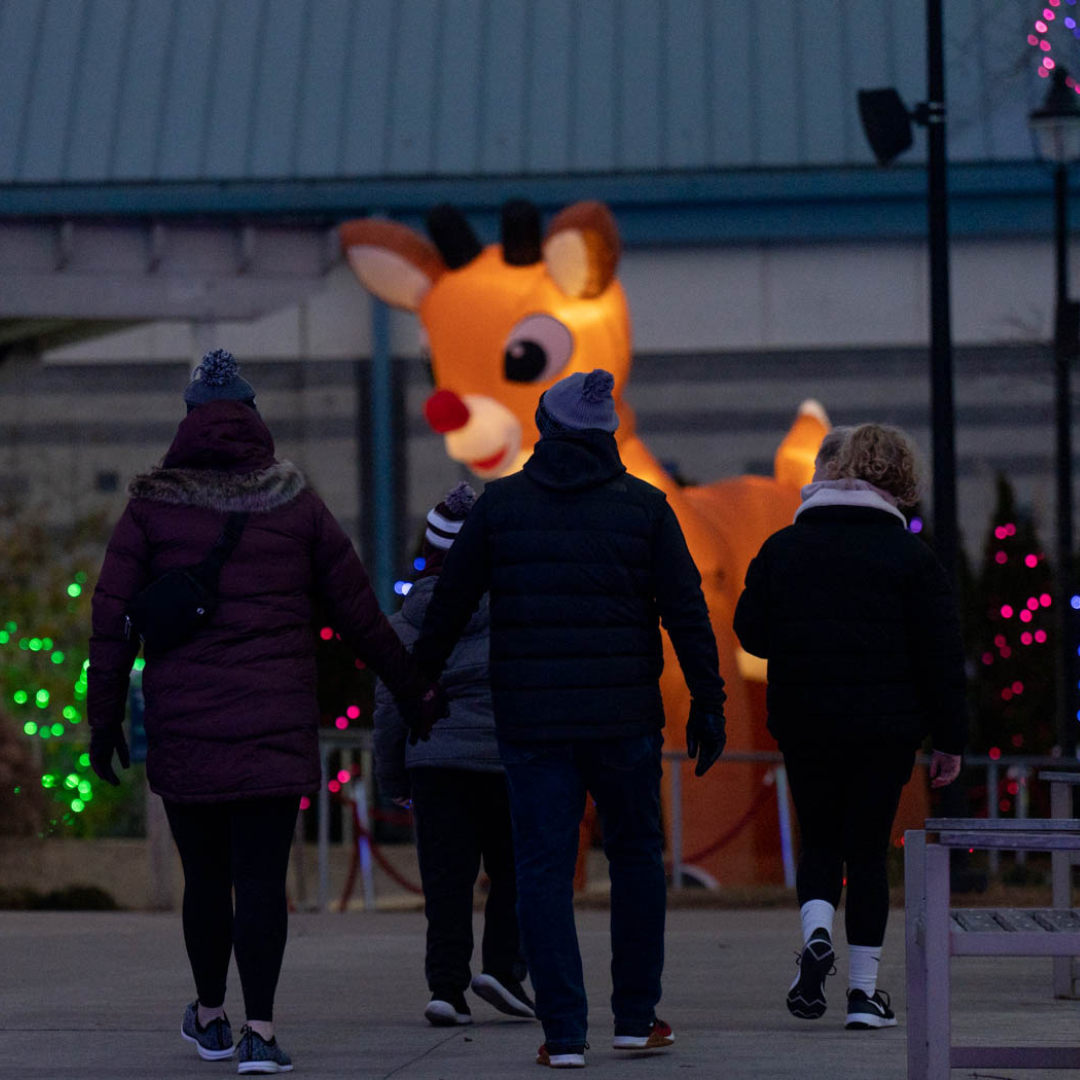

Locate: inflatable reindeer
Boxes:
[340,200,828,883]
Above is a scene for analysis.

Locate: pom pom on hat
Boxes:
[581,369,614,404]
[537,368,619,435]
[196,349,239,387]
[183,348,257,406]
[442,481,477,518]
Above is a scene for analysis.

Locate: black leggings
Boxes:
[165,797,299,1020]
[783,749,914,947]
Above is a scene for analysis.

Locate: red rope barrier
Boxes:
[666,771,775,868]
[333,766,776,907]
[335,792,424,909]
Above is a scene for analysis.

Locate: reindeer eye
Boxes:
[503,314,574,383]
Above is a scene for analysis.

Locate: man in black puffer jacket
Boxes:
[413,369,727,1069]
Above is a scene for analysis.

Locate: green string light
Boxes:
[18,638,28,650]
[39,727,50,740]
[64,774,78,790]
[50,723,63,737]
[13,690,27,705]
[28,638,42,651]
[78,753,90,768]
[77,780,91,796]
[41,638,53,650]
[133,658,146,672]
[22,721,37,735]
[0,631,8,644]
[62,706,80,722]
[71,799,84,813]
[4,621,16,633]
[41,775,55,788]
[74,572,87,584]
[67,583,81,598]
[51,650,64,664]
[35,689,49,708]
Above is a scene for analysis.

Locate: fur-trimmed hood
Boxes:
[129,460,307,513]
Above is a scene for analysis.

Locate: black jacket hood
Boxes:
[522,430,627,492]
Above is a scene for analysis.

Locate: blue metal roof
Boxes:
[0,0,1051,187]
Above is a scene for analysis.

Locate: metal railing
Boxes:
[312,733,1080,909]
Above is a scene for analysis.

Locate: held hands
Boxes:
[929,750,962,789]
[402,682,450,745]
[686,705,727,777]
[89,725,130,786]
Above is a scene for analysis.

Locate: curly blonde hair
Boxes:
[832,423,921,506]
[814,426,855,479]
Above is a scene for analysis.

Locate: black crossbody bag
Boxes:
[126,512,248,652]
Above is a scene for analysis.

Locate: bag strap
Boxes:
[197,511,249,582]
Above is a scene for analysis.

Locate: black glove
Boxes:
[686,705,726,777]
[89,725,130,786]
[401,683,450,746]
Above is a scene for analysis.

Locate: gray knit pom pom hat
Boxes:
[184,349,256,407]
[537,369,619,435]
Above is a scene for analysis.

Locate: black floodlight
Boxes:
[857,88,918,165]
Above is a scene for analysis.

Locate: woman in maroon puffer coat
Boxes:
[88,350,445,1073]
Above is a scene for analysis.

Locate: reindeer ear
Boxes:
[339,218,445,311]
[543,201,621,299]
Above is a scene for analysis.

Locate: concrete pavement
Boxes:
[2,907,1078,1079]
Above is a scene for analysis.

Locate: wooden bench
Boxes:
[905,818,1080,1078]
[1040,770,1080,997]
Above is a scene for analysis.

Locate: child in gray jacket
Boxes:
[374,482,533,1027]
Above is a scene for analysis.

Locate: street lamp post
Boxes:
[1029,66,1080,755]
[857,0,957,583]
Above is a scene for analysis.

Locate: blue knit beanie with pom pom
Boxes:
[183,349,257,408]
[536,368,619,436]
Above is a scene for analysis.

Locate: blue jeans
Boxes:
[498,733,666,1051]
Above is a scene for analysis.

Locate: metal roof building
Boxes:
[0,0,1074,578]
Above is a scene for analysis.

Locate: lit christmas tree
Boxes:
[0,511,129,836]
[970,477,1056,798]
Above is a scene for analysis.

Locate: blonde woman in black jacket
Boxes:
[734,423,965,1031]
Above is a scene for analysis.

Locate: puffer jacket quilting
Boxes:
[373,575,500,800]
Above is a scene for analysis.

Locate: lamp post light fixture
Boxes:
[858,0,958,586]
[1029,66,1080,756]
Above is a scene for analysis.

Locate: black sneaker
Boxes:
[612,1017,674,1050]
[180,1001,234,1061]
[424,989,473,1027]
[470,972,536,1018]
[236,1025,293,1074]
[845,988,898,1029]
[786,928,836,1020]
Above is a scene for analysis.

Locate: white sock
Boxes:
[848,945,882,996]
[800,900,835,944]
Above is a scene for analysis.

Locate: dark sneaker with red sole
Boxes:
[536,1042,587,1068]
[612,1018,674,1050]
[786,929,836,1020]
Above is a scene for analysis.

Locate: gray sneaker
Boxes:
[236,1025,293,1074]
[180,1001,234,1061]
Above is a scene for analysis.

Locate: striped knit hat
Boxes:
[422,481,477,560]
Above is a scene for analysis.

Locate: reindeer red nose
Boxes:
[424,389,471,434]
